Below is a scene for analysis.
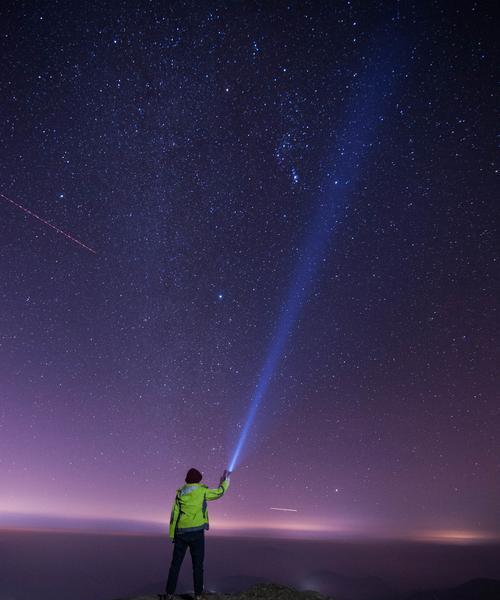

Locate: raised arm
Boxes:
[205,470,231,501]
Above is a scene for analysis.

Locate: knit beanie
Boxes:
[185,468,203,483]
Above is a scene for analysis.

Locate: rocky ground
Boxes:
[116,577,500,600]
[117,583,332,600]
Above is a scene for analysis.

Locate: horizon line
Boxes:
[1,517,498,545]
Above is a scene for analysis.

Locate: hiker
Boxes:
[163,468,230,599]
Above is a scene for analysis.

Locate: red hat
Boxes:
[185,468,203,483]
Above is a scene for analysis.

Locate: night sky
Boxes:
[1,1,498,542]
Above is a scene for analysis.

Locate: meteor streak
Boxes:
[270,507,298,512]
[1,192,96,254]
[228,36,405,473]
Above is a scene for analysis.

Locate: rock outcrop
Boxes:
[118,582,332,600]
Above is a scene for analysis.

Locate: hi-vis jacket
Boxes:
[169,478,230,539]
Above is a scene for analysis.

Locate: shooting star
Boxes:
[1,192,97,254]
[270,507,298,512]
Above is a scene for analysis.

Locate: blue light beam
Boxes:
[229,39,404,473]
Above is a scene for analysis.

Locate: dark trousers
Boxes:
[166,530,205,595]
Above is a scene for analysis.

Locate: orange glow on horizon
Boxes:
[410,529,499,544]
[2,510,499,544]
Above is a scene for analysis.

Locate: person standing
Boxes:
[162,468,230,600]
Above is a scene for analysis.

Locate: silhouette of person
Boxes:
[162,468,230,599]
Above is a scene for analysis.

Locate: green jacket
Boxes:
[169,478,230,539]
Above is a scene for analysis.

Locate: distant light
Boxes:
[412,529,498,544]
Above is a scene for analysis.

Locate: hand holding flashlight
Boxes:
[220,469,231,484]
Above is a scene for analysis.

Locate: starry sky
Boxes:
[0,1,498,542]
